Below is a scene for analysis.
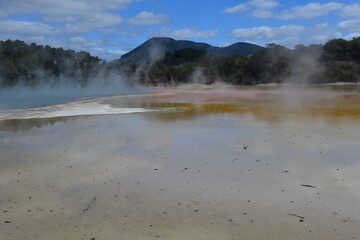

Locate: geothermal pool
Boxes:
[1,86,360,240]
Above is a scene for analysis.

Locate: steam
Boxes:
[190,67,207,84]
[0,39,353,113]
[286,46,324,85]
[149,44,165,63]
[127,42,328,87]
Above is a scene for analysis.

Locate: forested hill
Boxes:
[120,37,360,85]
[0,40,102,88]
[119,37,264,63]
[1,37,360,88]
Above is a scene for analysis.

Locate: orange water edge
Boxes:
[142,92,360,123]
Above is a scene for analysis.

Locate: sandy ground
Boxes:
[1,88,360,240]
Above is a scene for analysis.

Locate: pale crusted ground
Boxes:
[1,89,360,240]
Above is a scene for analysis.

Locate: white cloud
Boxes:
[343,33,360,40]
[313,23,329,31]
[337,18,360,32]
[152,27,218,39]
[0,0,138,61]
[42,15,77,24]
[275,37,301,48]
[222,4,249,14]
[251,9,273,18]
[1,0,133,16]
[128,11,170,26]
[55,37,129,60]
[0,9,8,19]
[69,37,89,44]
[116,29,144,38]
[218,42,232,47]
[171,28,218,38]
[276,2,343,20]
[340,4,360,18]
[0,20,56,36]
[307,32,342,44]
[320,3,360,40]
[68,37,102,49]
[0,31,136,62]
[231,25,305,40]
[248,0,279,9]
[65,12,123,33]
[223,0,278,14]
[302,22,342,44]
[107,49,128,56]
[92,47,128,60]
[1,0,133,33]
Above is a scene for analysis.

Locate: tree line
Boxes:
[1,37,360,88]
[0,40,102,88]
[133,37,360,85]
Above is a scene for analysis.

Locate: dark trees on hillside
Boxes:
[124,37,360,86]
[211,55,248,85]
[246,44,292,84]
[324,37,360,62]
[0,40,101,88]
[139,49,249,85]
[1,37,360,88]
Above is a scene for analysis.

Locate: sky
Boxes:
[0,0,360,61]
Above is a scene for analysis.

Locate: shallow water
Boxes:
[0,86,147,110]
[1,87,360,240]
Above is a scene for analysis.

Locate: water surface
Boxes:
[1,87,360,240]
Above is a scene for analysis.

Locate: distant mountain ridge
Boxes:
[119,37,264,63]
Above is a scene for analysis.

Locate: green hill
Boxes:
[119,37,264,63]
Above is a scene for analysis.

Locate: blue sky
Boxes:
[1,0,359,60]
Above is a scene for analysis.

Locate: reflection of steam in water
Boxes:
[0,117,70,132]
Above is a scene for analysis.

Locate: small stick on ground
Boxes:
[300,184,317,188]
[287,213,305,220]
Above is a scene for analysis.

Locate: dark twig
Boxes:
[287,213,305,220]
[300,184,317,188]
